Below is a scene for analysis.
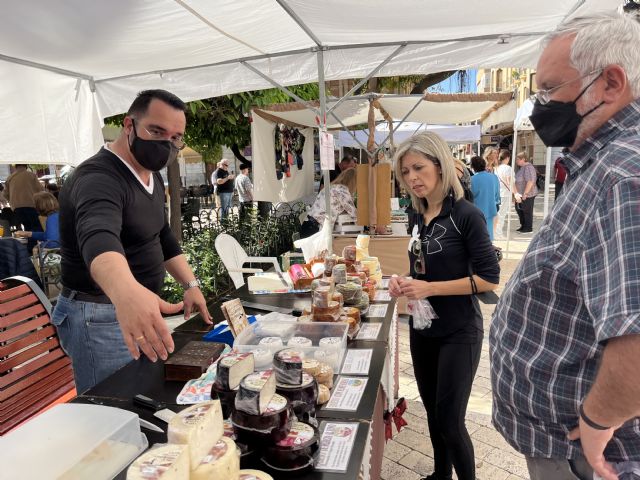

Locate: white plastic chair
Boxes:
[214,233,284,289]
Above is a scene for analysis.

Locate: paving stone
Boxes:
[383,439,412,462]
[470,385,491,397]
[471,439,496,461]
[403,412,428,435]
[399,360,413,372]
[399,450,435,477]
[465,420,482,436]
[466,411,493,427]
[473,375,493,390]
[398,374,417,386]
[394,427,431,454]
[506,475,530,480]
[405,399,427,418]
[476,461,512,480]
[403,366,415,377]
[471,426,513,451]
[484,449,529,477]
[381,457,421,480]
[398,383,421,401]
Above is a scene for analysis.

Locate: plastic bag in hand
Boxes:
[408,298,438,330]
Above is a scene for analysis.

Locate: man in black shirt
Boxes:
[214,159,234,220]
[53,90,211,393]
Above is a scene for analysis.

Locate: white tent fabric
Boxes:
[251,114,315,203]
[336,123,481,147]
[482,100,518,133]
[0,0,621,165]
[514,98,536,131]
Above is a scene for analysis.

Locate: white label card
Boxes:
[325,376,368,411]
[356,323,382,340]
[378,277,390,289]
[341,349,373,375]
[368,304,388,318]
[374,290,392,301]
[320,131,335,170]
[315,422,360,472]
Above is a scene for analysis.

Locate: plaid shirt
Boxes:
[490,99,640,461]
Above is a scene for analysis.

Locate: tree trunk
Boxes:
[410,71,458,94]
[167,159,182,243]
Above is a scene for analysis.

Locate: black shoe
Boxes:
[519,229,533,233]
[516,227,523,232]
[421,475,453,480]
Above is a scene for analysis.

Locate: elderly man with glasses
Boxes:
[491,13,640,480]
[53,89,211,393]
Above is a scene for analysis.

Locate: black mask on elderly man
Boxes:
[529,75,604,148]
[128,120,178,172]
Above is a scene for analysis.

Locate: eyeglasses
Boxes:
[133,119,186,150]
[532,68,603,105]
[410,236,425,275]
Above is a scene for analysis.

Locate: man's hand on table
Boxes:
[115,284,182,362]
[183,286,212,324]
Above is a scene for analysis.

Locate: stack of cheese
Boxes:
[126,399,240,480]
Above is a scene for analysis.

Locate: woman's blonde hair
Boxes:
[33,191,58,216]
[393,131,463,214]
[332,167,357,194]
[516,151,529,162]
[483,146,499,170]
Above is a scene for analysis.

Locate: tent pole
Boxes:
[240,61,320,115]
[328,112,373,155]
[317,49,332,254]
[0,53,93,81]
[326,44,407,116]
[543,146,552,218]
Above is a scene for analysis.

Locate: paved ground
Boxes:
[382,192,555,480]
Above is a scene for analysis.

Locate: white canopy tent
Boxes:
[0,0,621,166]
[336,123,482,148]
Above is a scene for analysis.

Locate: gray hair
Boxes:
[393,131,463,214]
[544,12,640,97]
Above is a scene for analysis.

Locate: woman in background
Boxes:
[300,168,357,238]
[15,191,60,249]
[494,150,514,239]
[470,156,500,241]
[482,146,499,173]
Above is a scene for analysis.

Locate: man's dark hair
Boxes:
[470,155,486,172]
[127,89,187,118]
[341,154,356,164]
[499,149,511,162]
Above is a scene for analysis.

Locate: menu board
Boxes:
[315,422,360,472]
[324,377,368,411]
[340,349,373,375]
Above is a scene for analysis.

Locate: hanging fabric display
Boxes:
[274,124,306,180]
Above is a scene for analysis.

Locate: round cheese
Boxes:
[126,444,189,480]
[286,336,312,348]
[273,348,304,386]
[317,384,330,405]
[191,437,240,480]
[238,469,274,480]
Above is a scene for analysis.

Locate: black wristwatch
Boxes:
[181,279,201,290]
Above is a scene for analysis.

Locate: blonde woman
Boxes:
[389,132,499,480]
[300,168,357,238]
[482,146,499,173]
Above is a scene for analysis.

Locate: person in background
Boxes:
[491,12,640,480]
[482,146,499,173]
[454,158,474,202]
[4,164,44,248]
[235,165,254,221]
[300,168,357,238]
[513,151,538,233]
[53,89,211,393]
[389,131,499,480]
[470,156,501,241]
[14,191,60,249]
[494,150,514,239]
[214,159,235,220]
[554,152,568,199]
[320,153,357,189]
[46,182,60,199]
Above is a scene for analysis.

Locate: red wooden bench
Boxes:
[0,276,75,435]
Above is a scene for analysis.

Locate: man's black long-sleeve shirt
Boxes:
[59,148,182,295]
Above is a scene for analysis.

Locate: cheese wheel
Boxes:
[258,336,284,353]
[235,370,276,415]
[191,437,240,480]
[250,347,272,370]
[210,382,237,419]
[273,348,304,386]
[126,444,189,480]
[231,393,293,444]
[238,470,274,480]
[319,336,342,350]
[215,353,255,390]
[302,359,320,377]
[286,336,312,348]
[317,384,330,404]
[314,349,339,370]
[315,362,334,388]
[167,400,223,469]
[276,373,318,421]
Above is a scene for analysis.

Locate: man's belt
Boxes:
[61,287,112,304]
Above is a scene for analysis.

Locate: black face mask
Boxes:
[529,75,604,148]
[129,121,178,172]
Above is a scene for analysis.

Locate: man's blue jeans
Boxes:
[51,293,132,394]
[218,192,233,221]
